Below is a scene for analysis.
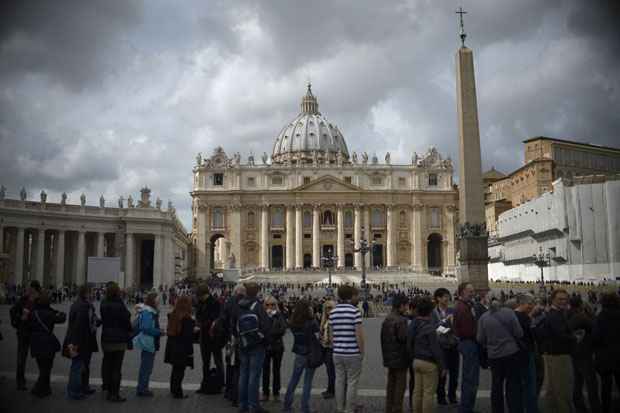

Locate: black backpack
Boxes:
[531,312,549,352]
[237,301,263,350]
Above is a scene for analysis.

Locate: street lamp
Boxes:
[533,246,551,298]
[352,229,375,299]
[321,247,337,288]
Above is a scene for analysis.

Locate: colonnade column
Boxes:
[15,227,25,285]
[97,232,105,257]
[125,233,135,288]
[295,204,303,269]
[260,205,270,271]
[337,205,345,269]
[55,230,65,288]
[363,207,371,268]
[153,234,162,288]
[229,205,242,269]
[312,205,320,268]
[446,206,456,270]
[196,202,209,277]
[0,225,4,254]
[76,230,86,285]
[166,235,175,286]
[386,206,394,268]
[412,204,424,272]
[353,205,361,269]
[35,229,45,283]
[286,206,295,270]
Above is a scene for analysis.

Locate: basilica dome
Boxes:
[272,84,350,164]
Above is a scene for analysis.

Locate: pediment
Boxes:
[294,175,361,192]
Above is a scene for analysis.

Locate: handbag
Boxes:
[305,323,325,368]
[34,311,61,353]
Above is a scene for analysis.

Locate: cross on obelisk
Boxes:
[456,6,467,47]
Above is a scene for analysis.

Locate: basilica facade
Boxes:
[191,85,458,277]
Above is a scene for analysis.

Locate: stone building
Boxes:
[485,137,620,238]
[0,186,191,288]
[488,174,620,282]
[191,85,458,277]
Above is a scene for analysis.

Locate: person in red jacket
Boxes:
[453,282,479,413]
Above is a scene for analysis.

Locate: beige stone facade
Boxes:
[191,87,458,277]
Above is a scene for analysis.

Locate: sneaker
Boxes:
[82,388,97,395]
[448,398,458,405]
[437,399,448,406]
[137,390,155,397]
[107,394,127,403]
[321,391,334,399]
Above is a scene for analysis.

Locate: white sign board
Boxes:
[87,257,121,284]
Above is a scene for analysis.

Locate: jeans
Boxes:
[488,352,523,413]
[137,350,155,394]
[413,359,439,413]
[67,352,93,398]
[170,364,186,396]
[519,352,539,413]
[239,347,266,410]
[200,342,224,388]
[33,356,54,395]
[572,357,601,412]
[16,335,30,387]
[599,370,620,413]
[385,367,408,413]
[543,354,575,413]
[324,347,335,394]
[457,339,480,413]
[334,354,363,413]
[437,347,459,402]
[283,354,316,413]
[262,348,284,396]
[102,351,125,396]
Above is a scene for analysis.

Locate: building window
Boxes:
[271,175,284,186]
[273,234,281,239]
[398,177,406,187]
[247,211,255,227]
[430,207,440,228]
[345,233,353,239]
[304,234,311,239]
[344,210,353,227]
[212,207,224,228]
[303,210,312,227]
[371,208,384,227]
[303,176,311,185]
[214,173,224,186]
[371,176,383,185]
[323,210,334,225]
[428,174,438,186]
[247,177,256,187]
[399,210,407,227]
[271,207,284,227]
[344,176,352,184]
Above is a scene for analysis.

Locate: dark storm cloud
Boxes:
[0,0,618,228]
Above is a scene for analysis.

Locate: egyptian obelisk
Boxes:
[455,7,489,292]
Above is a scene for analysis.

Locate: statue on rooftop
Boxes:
[156,197,162,209]
[40,190,47,204]
[80,193,86,207]
[385,152,391,165]
[262,152,268,165]
[99,195,105,208]
[20,187,27,201]
[0,185,5,200]
[127,195,134,208]
[61,192,67,205]
[118,196,124,208]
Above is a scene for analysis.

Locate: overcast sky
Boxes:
[1,0,618,230]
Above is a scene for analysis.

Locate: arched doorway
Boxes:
[303,254,312,269]
[427,233,442,274]
[271,245,284,270]
[210,234,225,272]
[345,253,354,268]
[372,244,383,268]
[139,238,154,288]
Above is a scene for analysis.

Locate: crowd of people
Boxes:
[6,277,620,413]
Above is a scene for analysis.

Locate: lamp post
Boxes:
[533,246,551,298]
[353,230,374,299]
[321,247,337,288]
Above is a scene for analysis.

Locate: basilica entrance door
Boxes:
[345,253,354,268]
[139,238,154,288]
[303,254,312,269]
[372,243,383,268]
[322,245,335,266]
[271,245,283,270]
[427,233,443,274]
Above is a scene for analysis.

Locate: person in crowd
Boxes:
[514,293,539,413]
[409,296,445,413]
[477,298,524,413]
[591,292,620,413]
[432,288,459,405]
[196,285,224,394]
[164,295,196,399]
[329,285,364,413]
[133,292,163,397]
[453,282,480,413]
[381,293,410,413]
[262,295,287,402]
[567,295,601,412]
[362,299,370,318]
[28,291,65,398]
[542,289,576,413]
[10,280,41,391]
[237,282,270,413]
[282,300,319,413]
[100,282,132,402]
[320,299,336,399]
[222,284,246,406]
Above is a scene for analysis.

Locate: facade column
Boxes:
[229,205,242,269]
[0,225,3,254]
[196,202,209,277]
[295,204,303,269]
[260,205,270,271]
[35,229,45,283]
[153,234,162,288]
[285,205,295,270]
[15,227,25,286]
[446,206,456,272]
[364,207,371,268]
[55,230,65,288]
[312,205,320,268]
[166,235,175,286]
[354,205,361,269]
[337,205,345,268]
[386,206,394,268]
[412,204,424,272]
[97,232,105,257]
[125,233,134,288]
[76,230,86,285]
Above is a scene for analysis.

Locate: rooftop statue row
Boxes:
[194,146,452,169]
